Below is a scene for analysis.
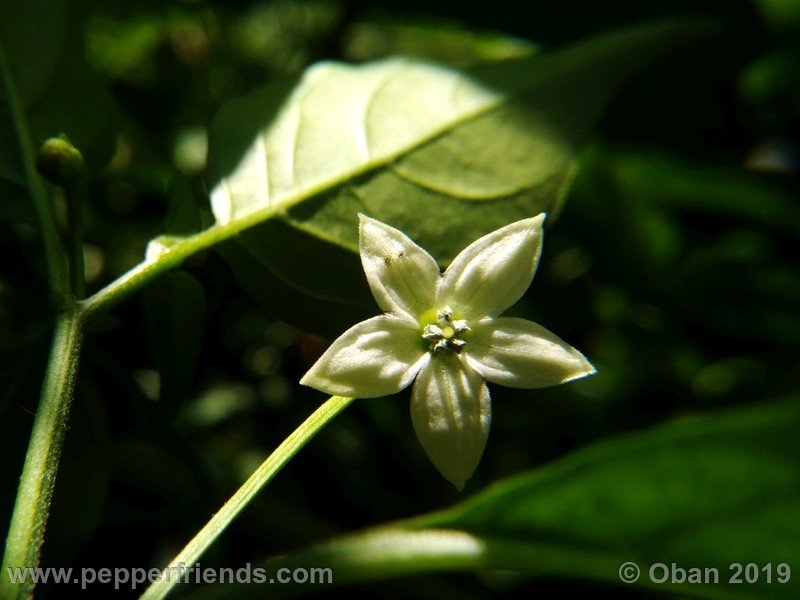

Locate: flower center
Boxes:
[421,306,470,354]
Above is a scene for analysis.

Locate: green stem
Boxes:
[140,395,355,600]
[0,42,71,309]
[80,156,373,321]
[1,310,84,600]
[80,222,237,321]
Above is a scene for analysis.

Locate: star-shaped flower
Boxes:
[301,214,595,489]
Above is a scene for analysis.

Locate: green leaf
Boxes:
[207,20,708,329]
[219,235,372,338]
[185,399,800,600]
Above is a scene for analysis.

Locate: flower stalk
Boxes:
[140,395,355,600]
[36,135,87,299]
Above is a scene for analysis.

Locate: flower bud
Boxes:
[35,135,84,187]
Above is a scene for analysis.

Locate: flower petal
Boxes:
[466,317,595,388]
[437,215,544,320]
[410,353,491,490]
[359,215,441,322]
[300,314,428,397]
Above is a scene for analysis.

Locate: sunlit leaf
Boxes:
[206,21,707,331]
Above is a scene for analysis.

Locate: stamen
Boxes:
[448,339,466,353]
[422,307,469,354]
[452,319,470,334]
[432,339,449,353]
[422,324,444,341]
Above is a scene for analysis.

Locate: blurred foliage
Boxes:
[0,0,799,599]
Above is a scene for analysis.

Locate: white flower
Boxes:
[301,214,595,489]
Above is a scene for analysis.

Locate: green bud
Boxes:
[35,135,84,187]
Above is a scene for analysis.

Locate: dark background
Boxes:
[1,0,798,597]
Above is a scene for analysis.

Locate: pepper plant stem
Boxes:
[1,310,84,600]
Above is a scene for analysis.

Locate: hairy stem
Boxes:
[1,310,84,600]
[80,222,237,321]
[140,395,355,600]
